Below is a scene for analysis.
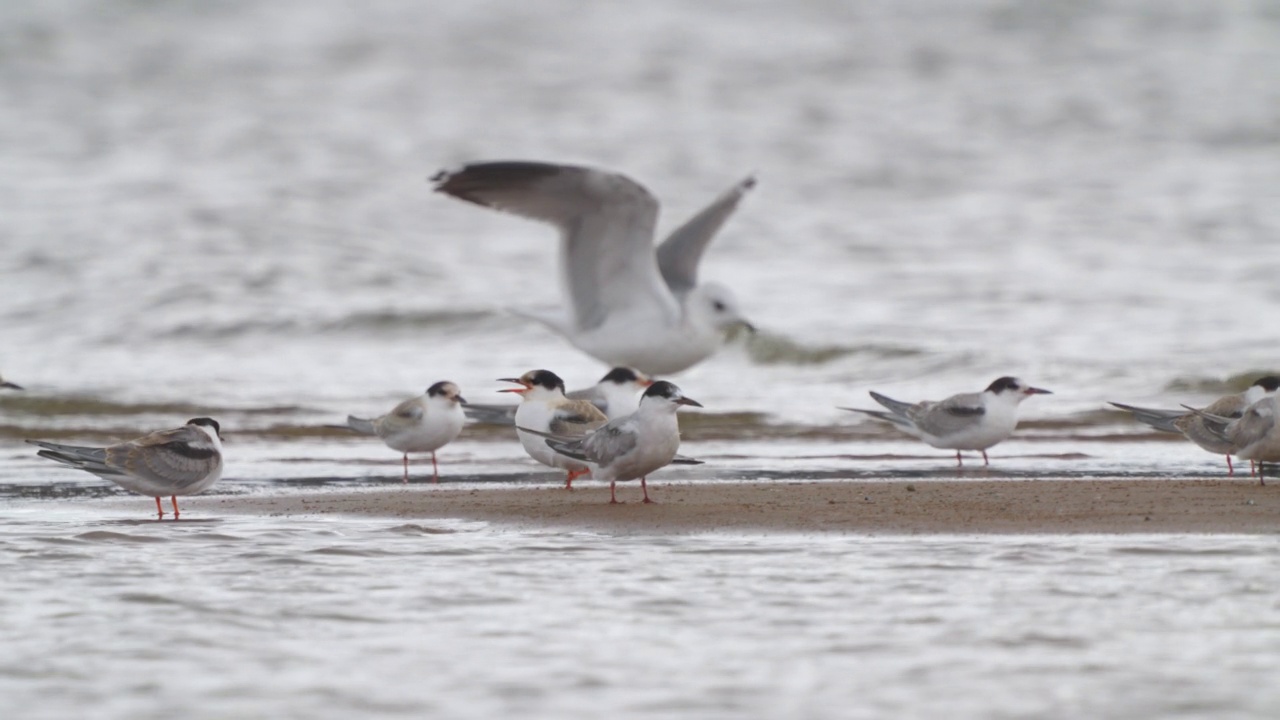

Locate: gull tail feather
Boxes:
[464,404,518,426]
[1107,402,1183,433]
[867,391,914,417]
[516,425,590,461]
[841,406,914,430]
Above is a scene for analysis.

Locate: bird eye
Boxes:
[713,300,726,312]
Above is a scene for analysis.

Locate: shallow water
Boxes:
[2,514,1278,720]
[3,1,1280,717]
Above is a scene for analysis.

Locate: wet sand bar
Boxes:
[208,478,1280,534]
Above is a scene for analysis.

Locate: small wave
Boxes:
[74,531,167,544]
[385,524,457,536]
[1163,371,1280,395]
[152,309,494,340]
[743,330,925,366]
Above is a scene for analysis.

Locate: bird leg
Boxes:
[1226,455,1235,476]
[402,453,409,484]
[432,452,440,484]
[1250,460,1256,478]
[1259,462,1267,487]
[609,481,619,504]
[171,496,180,519]
[641,476,655,504]
[955,451,963,467]
[981,450,990,467]
[153,496,165,519]
[565,468,588,490]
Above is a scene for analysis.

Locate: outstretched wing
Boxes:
[656,176,755,294]
[433,161,679,331]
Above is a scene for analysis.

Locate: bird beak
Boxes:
[1025,387,1052,395]
[0,381,22,390]
[676,396,704,408]
[456,395,469,405]
[497,378,529,394]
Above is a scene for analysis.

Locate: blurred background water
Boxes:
[2,2,1280,717]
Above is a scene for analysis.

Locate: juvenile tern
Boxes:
[500,369,608,489]
[1184,394,1280,485]
[465,366,653,426]
[432,161,756,374]
[1110,376,1280,475]
[27,417,224,519]
[528,380,702,504]
[844,377,1052,466]
[347,381,467,484]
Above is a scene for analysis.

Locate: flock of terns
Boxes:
[7,160,1280,517]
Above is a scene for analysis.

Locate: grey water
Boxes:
[2,0,1280,717]
[3,515,1279,720]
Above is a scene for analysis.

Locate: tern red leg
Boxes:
[171,496,180,519]
[153,496,164,519]
[641,477,655,504]
[609,481,619,504]
[402,453,409,484]
[565,468,588,490]
[955,451,963,467]
[982,450,990,467]
[432,452,440,484]
[1226,455,1235,476]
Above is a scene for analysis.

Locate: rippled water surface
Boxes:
[3,515,1279,720]
[3,0,1280,717]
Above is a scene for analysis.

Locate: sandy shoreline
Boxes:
[203,478,1280,534]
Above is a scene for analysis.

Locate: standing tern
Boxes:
[1184,394,1280,485]
[844,376,1052,466]
[27,417,224,519]
[528,380,702,504]
[500,369,608,489]
[1110,376,1280,476]
[347,381,467,484]
[465,366,653,426]
[432,161,756,374]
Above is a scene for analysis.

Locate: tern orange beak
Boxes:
[497,378,530,394]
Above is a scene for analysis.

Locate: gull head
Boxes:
[427,381,467,406]
[688,282,755,335]
[598,367,653,390]
[641,380,703,411]
[498,369,566,398]
[985,377,1052,404]
[186,417,224,442]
